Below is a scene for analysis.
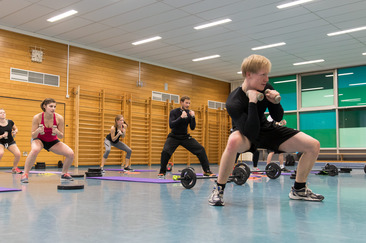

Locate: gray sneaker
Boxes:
[208,186,225,206]
[61,173,74,181]
[20,173,29,183]
[289,186,324,201]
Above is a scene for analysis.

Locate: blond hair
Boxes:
[241,54,272,77]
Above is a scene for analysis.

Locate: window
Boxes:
[301,72,333,108]
[338,66,366,107]
[299,110,336,148]
[269,75,297,111]
[339,107,366,148]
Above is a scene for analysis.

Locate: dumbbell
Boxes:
[265,89,281,104]
[246,89,281,103]
[39,124,45,135]
[52,125,57,136]
[173,166,249,189]
[235,162,282,179]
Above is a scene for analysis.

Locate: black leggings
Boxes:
[235,150,259,167]
[159,133,210,174]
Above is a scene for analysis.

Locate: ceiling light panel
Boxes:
[277,0,314,9]
[194,19,232,30]
[47,10,78,22]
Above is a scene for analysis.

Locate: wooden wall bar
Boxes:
[73,87,230,166]
[0,29,230,168]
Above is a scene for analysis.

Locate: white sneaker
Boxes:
[289,186,324,201]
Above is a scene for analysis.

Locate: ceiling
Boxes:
[1,0,366,82]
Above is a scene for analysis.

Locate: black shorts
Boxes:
[0,140,16,149]
[236,122,299,153]
[33,138,60,151]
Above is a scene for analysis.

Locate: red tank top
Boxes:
[37,113,58,142]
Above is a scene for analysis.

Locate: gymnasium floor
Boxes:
[0,161,365,243]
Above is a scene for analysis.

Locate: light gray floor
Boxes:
[0,162,366,243]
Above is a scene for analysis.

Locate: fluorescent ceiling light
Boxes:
[349,82,366,86]
[273,79,296,84]
[47,10,78,22]
[363,52,366,55]
[327,26,366,36]
[132,36,162,45]
[301,87,324,91]
[251,42,286,50]
[277,0,313,9]
[192,55,220,62]
[341,98,361,102]
[325,72,354,77]
[293,59,324,66]
[324,95,334,98]
[237,71,242,74]
[194,19,232,30]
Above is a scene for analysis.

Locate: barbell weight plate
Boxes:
[232,166,249,185]
[235,162,251,175]
[364,164,366,174]
[326,164,338,176]
[265,163,281,179]
[180,167,197,189]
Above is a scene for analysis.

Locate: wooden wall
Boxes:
[0,29,230,168]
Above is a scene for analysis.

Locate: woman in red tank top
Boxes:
[21,98,74,183]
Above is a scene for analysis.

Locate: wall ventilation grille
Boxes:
[208,100,226,109]
[10,68,60,87]
[152,91,179,103]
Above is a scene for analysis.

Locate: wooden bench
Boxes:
[318,152,366,161]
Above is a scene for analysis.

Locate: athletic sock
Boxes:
[217,182,226,190]
[294,182,306,190]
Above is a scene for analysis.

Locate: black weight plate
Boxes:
[265,163,281,179]
[339,168,352,173]
[232,166,249,185]
[235,162,251,175]
[57,184,84,190]
[85,172,102,177]
[71,174,85,178]
[88,168,102,172]
[364,164,366,174]
[180,167,197,189]
[327,164,338,176]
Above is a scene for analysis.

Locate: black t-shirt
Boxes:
[0,119,15,143]
[169,108,196,135]
[106,127,123,144]
[226,83,284,142]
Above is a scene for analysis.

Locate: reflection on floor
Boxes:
[0,162,365,243]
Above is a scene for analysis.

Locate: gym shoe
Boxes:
[203,171,216,177]
[289,186,324,201]
[61,173,74,181]
[12,167,23,174]
[124,166,133,171]
[208,186,225,206]
[252,167,262,174]
[100,167,105,174]
[20,173,29,183]
[166,162,173,172]
[157,173,166,179]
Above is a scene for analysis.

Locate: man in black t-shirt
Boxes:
[208,54,324,206]
[158,96,214,179]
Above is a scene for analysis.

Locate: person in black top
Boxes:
[158,96,214,179]
[0,108,22,174]
[209,54,324,206]
[100,115,132,172]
